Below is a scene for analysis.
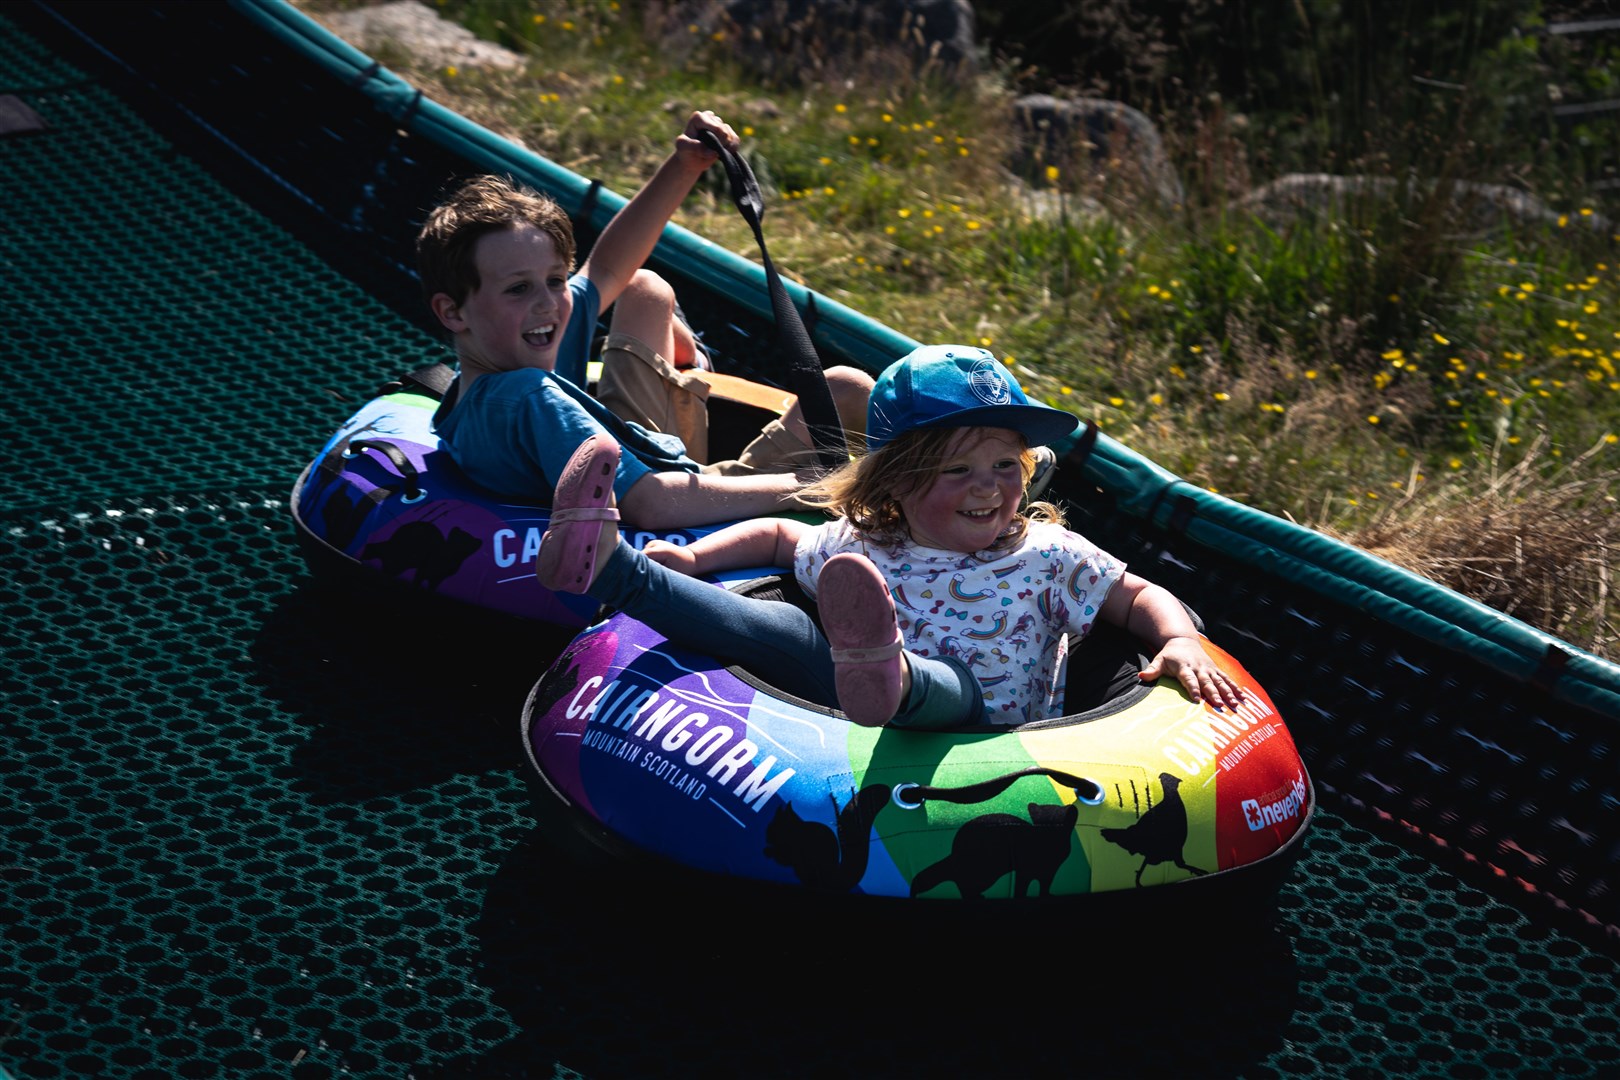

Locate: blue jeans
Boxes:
[590,543,982,728]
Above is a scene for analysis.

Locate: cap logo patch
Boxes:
[968,359,1012,407]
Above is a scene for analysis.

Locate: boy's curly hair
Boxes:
[415,174,576,306]
[802,426,1063,551]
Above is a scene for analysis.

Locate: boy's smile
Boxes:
[438,223,573,377]
[899,427,1027,553]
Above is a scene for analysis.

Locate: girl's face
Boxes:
[897,427,1027,552]
[435,223,573,374]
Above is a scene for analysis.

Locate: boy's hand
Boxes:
[644,539,700,576]
[1140,636,1244,711]
[676,110,738,167]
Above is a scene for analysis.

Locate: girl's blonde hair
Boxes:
[802,425,1064,551]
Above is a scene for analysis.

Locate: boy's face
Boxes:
[898,427,1027,553]
[434,223,572,373]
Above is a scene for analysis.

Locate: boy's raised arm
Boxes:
[579,110,739,308]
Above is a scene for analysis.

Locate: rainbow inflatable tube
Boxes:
[522,575,1315,903]
[290,387,756,628]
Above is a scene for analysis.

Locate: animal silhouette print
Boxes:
[310,425,398,550]
[763,784,890,892]
[528,635,596,721]
[1101,771,1207,885]
[318,485,376,552]
[908,801,1079,899]
[361,521,480,591]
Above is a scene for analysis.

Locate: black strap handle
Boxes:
[698,130,849,474]
[344,438,423,501]
[898,765,1103,807]
[375,361,455,401]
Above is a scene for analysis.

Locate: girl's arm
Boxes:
[642,517,809,577]
[1098,573,1244,709]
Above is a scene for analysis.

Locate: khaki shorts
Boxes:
[595,332,809,475]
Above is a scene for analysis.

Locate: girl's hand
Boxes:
[644,539,700,576]
[1140,636,1244,710]
[676,110,738,165]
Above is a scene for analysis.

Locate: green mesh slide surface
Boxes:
[2,5,1617,1079]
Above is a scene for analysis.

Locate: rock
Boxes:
[667,0,978,82]
[315,1,525,73]
[1240,174,1613,236]
[1010,95,1184,209]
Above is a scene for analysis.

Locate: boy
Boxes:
[417,110,874,529]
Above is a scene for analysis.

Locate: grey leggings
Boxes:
[589,542,982,728]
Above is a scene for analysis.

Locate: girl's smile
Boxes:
[898,427,1027,552]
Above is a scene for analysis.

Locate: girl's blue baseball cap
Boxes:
[866,345,1079,451]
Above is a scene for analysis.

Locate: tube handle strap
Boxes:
[344,438,423,501]
[698,129,849,474]
[902,765,1103,807]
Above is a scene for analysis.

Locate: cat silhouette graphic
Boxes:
[318,484,377,552]
[361,521,480,591]
[310,427,395,550]
[1101,771,1207,885]
[529,636,596,722]
[763,784,891,892]
[909,801,1078,899]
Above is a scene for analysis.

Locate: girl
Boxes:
[537,345,1241,727]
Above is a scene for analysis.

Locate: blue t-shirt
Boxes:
[552,274,598,388]
[431,273,702,503]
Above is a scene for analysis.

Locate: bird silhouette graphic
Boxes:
[1101,772,1208,886]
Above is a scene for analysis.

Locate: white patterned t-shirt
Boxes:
[795,519,1126,724]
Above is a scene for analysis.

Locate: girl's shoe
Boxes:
[816,553,906,727]
[536,434,621,594]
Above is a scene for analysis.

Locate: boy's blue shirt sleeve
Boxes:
[435,367,705,506]
[439,369,655,503]
[554,274,600,388]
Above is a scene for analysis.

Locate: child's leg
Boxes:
[539,441,978,725]
[718,365,875,476]
[593,545,978,725]
[588,543,840,707]
[816,553,982,728]
[537,433,839,704]
[595,270,714,461]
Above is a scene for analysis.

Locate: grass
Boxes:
[300,0,1620,661]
